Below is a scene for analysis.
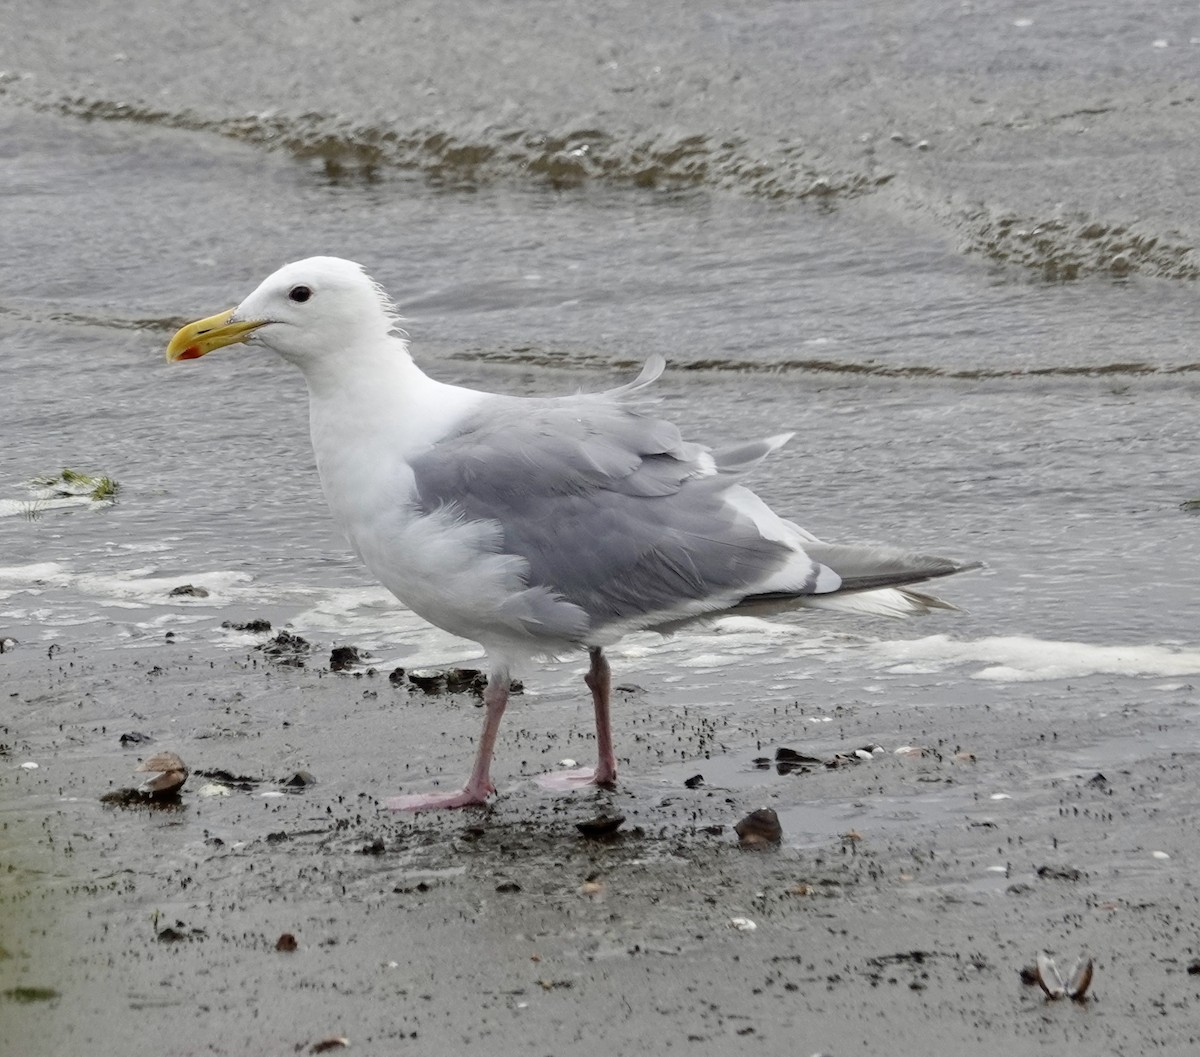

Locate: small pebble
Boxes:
[735,808,782,848]
[20,761,39,770]
[729,917,757,932]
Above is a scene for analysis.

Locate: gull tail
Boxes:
[742,543,980,618]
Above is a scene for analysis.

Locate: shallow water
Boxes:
[2,48,1199,684]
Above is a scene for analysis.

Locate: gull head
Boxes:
[166,257,401,369]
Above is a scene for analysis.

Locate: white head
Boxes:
[166,257,404,372]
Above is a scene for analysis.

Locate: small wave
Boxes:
[873,633,1200,682]
[0,298,195,335]
[9,87,1197,286]
[38,94,885,203]
[451,345,1200,380]
[961,210,1199,282]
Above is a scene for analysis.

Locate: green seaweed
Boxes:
[31,467,120,502]
[2,986,60,1003]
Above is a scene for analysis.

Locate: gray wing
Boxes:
[407,361,802,631]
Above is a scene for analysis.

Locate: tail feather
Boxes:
[735,544,979,619]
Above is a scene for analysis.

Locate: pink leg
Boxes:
[537,647,619,791]
[586,648,618,786]
[386,672,509,812]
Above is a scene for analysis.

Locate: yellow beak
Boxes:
[166,310,267,362]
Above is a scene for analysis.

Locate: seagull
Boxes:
[166,256,975,811]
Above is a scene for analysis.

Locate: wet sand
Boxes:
[5,632,1200,1056]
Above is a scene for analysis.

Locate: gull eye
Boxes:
[288,285,312,303]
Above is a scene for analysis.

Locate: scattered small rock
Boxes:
[193,767,260,789]
[1186,960,1200,976]
[329,645,364,672]
[1036,865,1084,882]
[729,917,757,932]
[775,746,822,774]
[119,731,153,746]
[359,838,385,855]
[402,669,522,695]
[576,813,626,839]
[735,808,782,848]
[275,933,298,952]
[408,671,447,694]
[495,880,522,893]
[444,668,488,695]
[157,921,205,943]
[168,584,209,598]
[0,637,17,653]
[282,770,317,789]
[310,1038,349,1054]
[258,630,311,666]
[683,774,704,789]
[221,618,272,633]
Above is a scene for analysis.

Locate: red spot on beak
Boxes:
[177,347,203,360]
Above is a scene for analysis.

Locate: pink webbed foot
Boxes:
[535,766,617,793]
[534,648,620,794]
[387,671,510,811]
[385,783,494,812]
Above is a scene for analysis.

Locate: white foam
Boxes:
[0,496,97,519]
[872,634,1200,682]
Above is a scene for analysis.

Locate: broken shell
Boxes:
[1035,951,1066,998]
[137,752,188,797]
[1067,956,1094,1000]
[1035,952,1094,1001]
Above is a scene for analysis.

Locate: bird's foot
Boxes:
[385,785,493,812]
[535,766,617,793]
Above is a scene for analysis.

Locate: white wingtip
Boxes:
[796,587,958,618]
